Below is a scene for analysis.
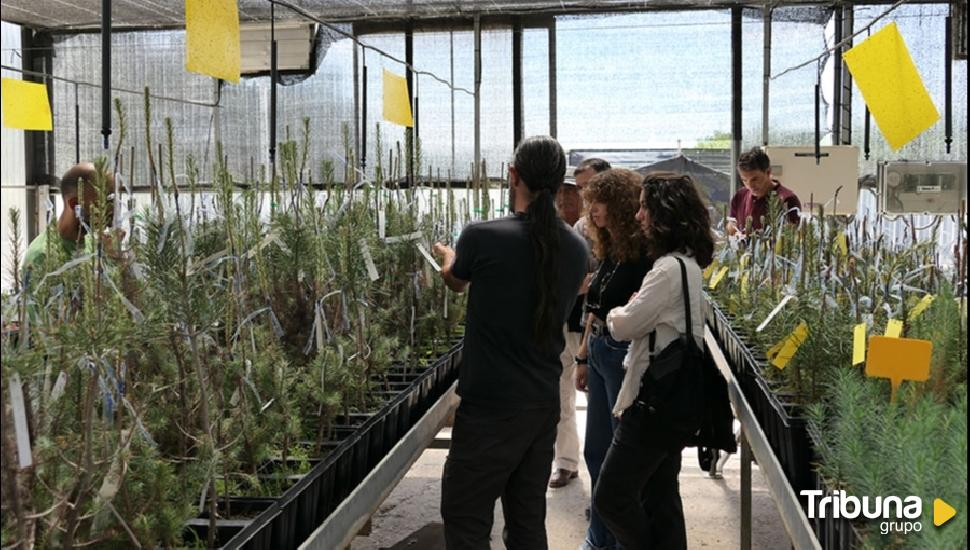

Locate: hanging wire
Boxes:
[771,0,911,80]
[0,64,221,108]
[267,0,475,97]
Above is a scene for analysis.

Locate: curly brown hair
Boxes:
[641,171,715,267]
[582,168,647,263]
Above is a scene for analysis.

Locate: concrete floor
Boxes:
[352,392,789,550]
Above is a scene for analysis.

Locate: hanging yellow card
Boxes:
[383,70,413,127]
[709,267,730,290]
[852,323,867,366]
[843,22,939,151]
[865,336,932,403]
[740,272,750,298]
[836,233,849,257]
[1,78,53,131]
[767,321,809,370]
[185,0,241,83]
[885,319,904,338]
[908,294,936,321]
[703,261,717,282]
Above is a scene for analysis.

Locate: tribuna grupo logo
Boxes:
[801,490,958,536]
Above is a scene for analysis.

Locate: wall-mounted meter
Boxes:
[879,161,967,214]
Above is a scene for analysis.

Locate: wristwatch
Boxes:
[574,356,588,365]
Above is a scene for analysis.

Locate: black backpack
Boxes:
[636,257,736,453]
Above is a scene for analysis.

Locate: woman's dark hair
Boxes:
[513,135,567,350]
[641,171,715,268]
[582,168,647,264]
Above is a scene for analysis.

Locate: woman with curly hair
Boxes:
[593,172,715,549]
[574,168,652,550]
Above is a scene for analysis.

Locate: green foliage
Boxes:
[711,202,967,549]
[1,112,469,547]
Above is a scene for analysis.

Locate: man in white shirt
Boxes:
[549,158,610,489]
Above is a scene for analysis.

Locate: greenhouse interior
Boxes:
[0,0,967,549]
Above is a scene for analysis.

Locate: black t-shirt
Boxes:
[452,213,589,407]
[585,249,653,326]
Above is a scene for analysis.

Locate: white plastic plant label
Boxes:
[359,238,380,282]
[9,372,32,468]
[416,243,441,272]
[757,294,796,333]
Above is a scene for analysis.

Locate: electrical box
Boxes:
[240,22,316,75]
[879,160,967,214]
[763,146,860,215]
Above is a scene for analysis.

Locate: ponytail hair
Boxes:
[513,136,567,350]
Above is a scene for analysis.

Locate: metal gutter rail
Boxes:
[299,383,460,550]
[705,328,822,550]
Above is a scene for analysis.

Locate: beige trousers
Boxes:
[554,327,583,471]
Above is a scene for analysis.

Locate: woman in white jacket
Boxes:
[592,172,715,549]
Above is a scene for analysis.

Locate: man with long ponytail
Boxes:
[434,136,589,549]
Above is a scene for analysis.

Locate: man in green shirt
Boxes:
[22,163,115,281]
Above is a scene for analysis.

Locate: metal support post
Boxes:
[731,7,742,197]
[473,16,482,185]
[741,430,753,550]
[512,17,523,148]
[548,19,558,139]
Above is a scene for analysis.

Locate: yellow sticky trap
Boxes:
[865,336,932,403]
[908,294,936,321]
[767,321,809,370]
[852,323,867,366]
[739,253,751,270]
[383,70,414,127]
[1,78,53,130]
[885,319,904,338]
[185,0,241,83]
[774,235,784,255]
[709,267,729,290]
[836,233,849,257]
[843,23,940,151]
[740,272,750,298]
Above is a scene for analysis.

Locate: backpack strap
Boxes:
[648,256,692,353]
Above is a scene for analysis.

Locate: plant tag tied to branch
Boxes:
[908,294,936,321]
[9,373,32,468]
[885,319,904,338]
[852,323,868,366]
[757,295,796,333]
[359,238,380,282]
[766,321,809,370]
[709,267,730,290]
[416,243,441,272]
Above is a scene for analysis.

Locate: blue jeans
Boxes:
[584,333,628,550]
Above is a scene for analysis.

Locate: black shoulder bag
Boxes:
[636,257,705,447]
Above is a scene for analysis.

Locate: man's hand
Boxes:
[433,242,468,293]
[726,220,740,237]
[433,242,455,270]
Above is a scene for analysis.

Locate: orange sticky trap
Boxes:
[865,336,932,403]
